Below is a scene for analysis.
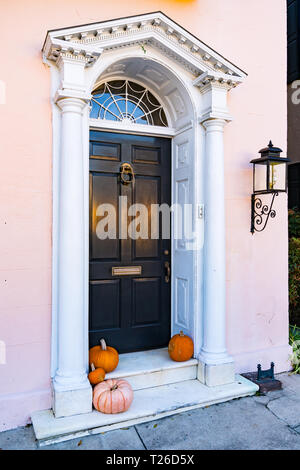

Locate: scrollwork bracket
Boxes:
[251,192,279,234]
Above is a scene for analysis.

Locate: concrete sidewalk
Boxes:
[1,373,300,450]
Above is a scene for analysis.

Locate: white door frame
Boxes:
[43,12,246,418]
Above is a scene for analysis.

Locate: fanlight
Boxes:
[90,80,168,127]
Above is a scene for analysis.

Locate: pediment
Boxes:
[43,11,246,87]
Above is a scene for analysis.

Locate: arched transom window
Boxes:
[90,80,168,127]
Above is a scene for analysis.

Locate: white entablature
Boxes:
[43,11,246,89]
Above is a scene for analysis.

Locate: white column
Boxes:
[53,96,92,417]
[198,118,235,387]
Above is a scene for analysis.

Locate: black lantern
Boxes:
[250,141,290,233]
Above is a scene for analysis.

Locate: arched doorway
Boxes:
[86,55,202,358]
[43,12,247,420]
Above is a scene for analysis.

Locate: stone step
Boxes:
[105,348,198,390]
[32,375,259,446]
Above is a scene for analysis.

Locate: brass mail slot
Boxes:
[112,266,142,276]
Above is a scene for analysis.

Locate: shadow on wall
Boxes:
[288,163,300,209]
[288,208,300,327]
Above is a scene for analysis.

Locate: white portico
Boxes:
[32,12,258,443]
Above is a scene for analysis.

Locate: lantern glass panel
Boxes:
[254,163,267,193]
[269,161,286,191]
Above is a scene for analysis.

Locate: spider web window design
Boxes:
[90,80,168,127]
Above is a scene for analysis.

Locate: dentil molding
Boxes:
[42,11,246,88]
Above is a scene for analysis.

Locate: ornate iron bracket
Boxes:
[251,192,279,234]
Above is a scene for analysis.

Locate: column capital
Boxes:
[193,71,242,91]
[201,118,228,130]
[45,38,100,104]
[55,90,91,107]
[196,75,234,125]
[43,37,102,69]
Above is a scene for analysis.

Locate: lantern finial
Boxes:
[268,140,273,148]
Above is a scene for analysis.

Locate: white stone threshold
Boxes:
[32,375,258,446]
[105,348,198,390]
[106,348,198,378]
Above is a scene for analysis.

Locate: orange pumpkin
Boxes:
[88,363,106,386]
[168,331,194,362]
[93,379,133,414]
[89,339,119,373]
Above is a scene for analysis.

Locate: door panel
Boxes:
[132,175,160,260]
[90,141,121,161]
[132,277,161,326]
[89,280,121,330]
[89,131,171,353]
[132,146,161,164]
[90,172,120,260]
[171,130,195,339]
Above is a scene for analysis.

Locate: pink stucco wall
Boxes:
[0,0,289,431]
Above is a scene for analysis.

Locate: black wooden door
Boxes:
[89,130,171,353]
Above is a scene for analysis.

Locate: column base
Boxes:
[197,360,235,387]
[52,381,92,418]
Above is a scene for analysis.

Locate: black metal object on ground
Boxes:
[241,363,282,394]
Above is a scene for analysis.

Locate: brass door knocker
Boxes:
[120,162,135,186]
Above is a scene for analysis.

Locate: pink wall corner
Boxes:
[0,389,52,433]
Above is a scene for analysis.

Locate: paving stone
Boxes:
[43,427,145,450]
[267,396,300,427]
[253,395,272,405]
[0,426,37,450]
[278,373,300,395]
[253,389,286,406]
[265,389,286,399]
[136,397,300,450]
[294,426,300,435]
[0,425,144,450]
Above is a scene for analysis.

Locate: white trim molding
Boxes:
[42,12,246,417]
[43,11,246,84]
[198,117,234,385]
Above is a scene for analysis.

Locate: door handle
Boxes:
[164,261,171,283]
